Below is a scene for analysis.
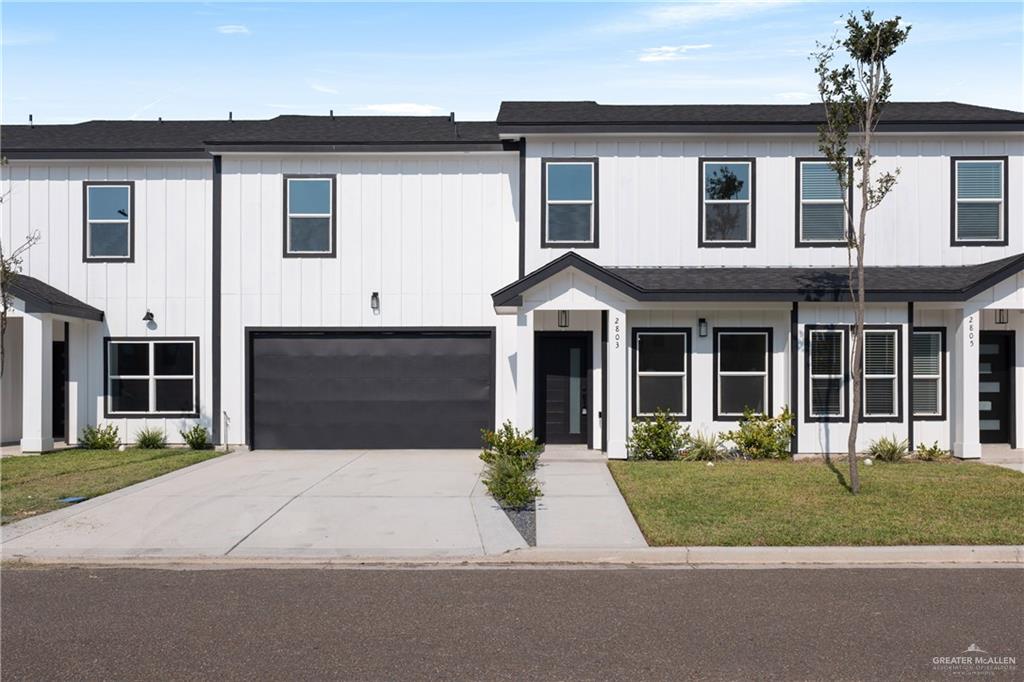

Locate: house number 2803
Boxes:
[614,317,621,349]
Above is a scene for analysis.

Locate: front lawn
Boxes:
[608,460,1024,546]
[1,448,225,524]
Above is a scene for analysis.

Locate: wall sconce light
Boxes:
[557,310,570,328]
[142,310,155,323]
[996,309,1009,325]
[370,292,380,313]
[698,318,708,337]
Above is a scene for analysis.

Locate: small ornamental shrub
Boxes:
[723,407,795,460]
[627,410,686,460]
[916,441,949,461]
[180,424,212,450]
[480,421,542,509]
[135,427,167,449]
[680,430,726,461]
[867,435,908,462]
[80,424,120,450]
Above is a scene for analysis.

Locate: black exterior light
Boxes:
[370,292,380,312]
[142,310,155,323]
[996,309,1009,324]
[558,310,570,328]
[698,318,708,337]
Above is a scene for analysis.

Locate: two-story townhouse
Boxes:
[2,101,1022,463]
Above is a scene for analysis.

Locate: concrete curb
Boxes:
[4,545,1021,570]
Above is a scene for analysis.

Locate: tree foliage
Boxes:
[813,11,910,494]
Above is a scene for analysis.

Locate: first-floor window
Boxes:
[107,338,198,415]
[715,329,770,418]
[634,330,689,417]
[863,329,899,418]
[808,329,846,418]
[912,329,944,417]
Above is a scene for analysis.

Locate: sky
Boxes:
[2,1,1022,125]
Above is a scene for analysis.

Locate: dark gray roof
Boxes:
[8,275,104,321]
[492,252,1024,306]
[497,101,1024,133]
[1,116,502,157]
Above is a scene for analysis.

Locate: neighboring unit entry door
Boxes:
[979,331,1012,445]
[536,333,590,445]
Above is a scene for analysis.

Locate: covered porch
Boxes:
[1,275,104,452]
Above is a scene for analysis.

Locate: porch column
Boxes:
[516,310,535,432]
[66,321,90,446]
[953,304,981,459]
[20,313,53,453]
[605,305,628,459]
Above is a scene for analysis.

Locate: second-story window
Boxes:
[284,175,336,257]
[700,159,754,247]
[952,158,1007,245]
[797,159,850,245]
[84,182,134,262]
[542,159,597,247]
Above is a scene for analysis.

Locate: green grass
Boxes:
[1,448,225,524]
[608,459,1024,546]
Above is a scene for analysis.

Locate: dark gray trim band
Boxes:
[4,150,211,160]
[212,155,222,444]
[907,302,914,451]
[518,138,526,278]
[207,142,516,153]
[497,122,1024,135]
[790,302,798,453]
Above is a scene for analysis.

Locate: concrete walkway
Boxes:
[1,450,526,560]
[535,446,647,548]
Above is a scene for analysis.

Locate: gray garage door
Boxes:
[249,329,494,449]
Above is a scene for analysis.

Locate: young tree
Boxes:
[814,11,910,494]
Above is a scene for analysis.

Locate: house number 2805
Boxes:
[614,317,621,349]
[968,315,975,348]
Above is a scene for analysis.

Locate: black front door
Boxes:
[52,340,67,441]
[535,333,590,445]
[979,331,1013,444]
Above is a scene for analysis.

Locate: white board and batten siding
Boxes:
[218,153,520,445]
[0,161,214,444]
[523,136,1023,272]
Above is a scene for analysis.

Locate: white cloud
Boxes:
[310,82,339,95]
[638,44,712,62]
[355,103,443,116]
[216,24,250,35]
[602,0,795,33]
[773,91,813,103]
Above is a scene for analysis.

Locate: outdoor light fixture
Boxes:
[142,310,154,323]
[370,292,380,313]
[698,318,708,337]
[996,309,1009,324]
[558,310,570,328]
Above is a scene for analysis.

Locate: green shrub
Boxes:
[680,430,726,461]
[135,427,167,449]
[723,407,795,460]
[916,441,949,461]
[80,424,120,450]
[180,424,211,450]
[627,410,686,460]
[480,421,541,509]
[867,435,908,462]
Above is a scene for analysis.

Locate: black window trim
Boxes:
[631,327,692,422]
[283,174,337,258]
[804,324,850,424]
[950,156,1009,247]
[540,157,600,249]
[794,157,854,248]
[698,157,756,248]
[860,324,904,423]
[911,326,947,421]
[712,326,773,422]
[103,336,200,418]
[83,180,135,263]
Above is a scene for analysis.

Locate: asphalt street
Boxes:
[2,566,1021,680]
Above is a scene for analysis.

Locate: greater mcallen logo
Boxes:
[932,644,1017,676]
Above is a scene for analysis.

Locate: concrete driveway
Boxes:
[1,450,527,560]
